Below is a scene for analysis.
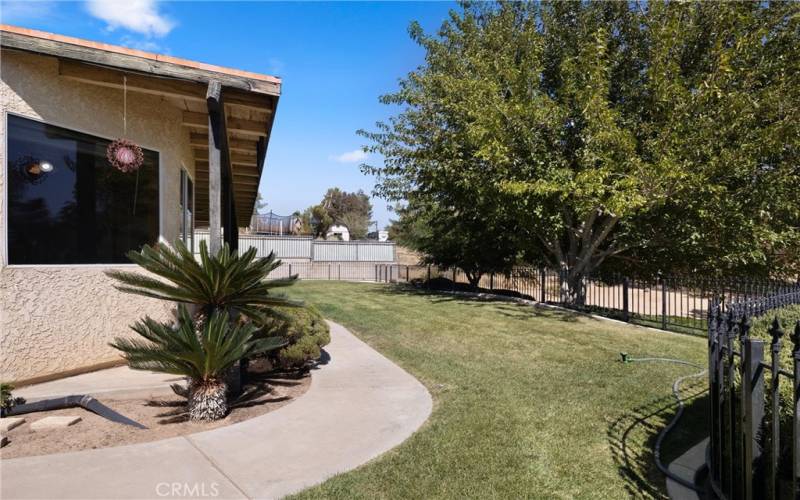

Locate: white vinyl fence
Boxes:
[195,231,396,262]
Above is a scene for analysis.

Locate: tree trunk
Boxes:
[465,271,482,290]
[187,380,228,421]
[560,269,587,306]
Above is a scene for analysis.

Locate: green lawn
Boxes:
[285,282,709,499]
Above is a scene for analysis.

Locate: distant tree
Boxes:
[254,193,268,215]
[302,204,333,239]
[362,1,800,300]
[339,211,370,240]
[302,188,374,239]
[394,201,519,288]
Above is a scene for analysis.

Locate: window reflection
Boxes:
[7,115,159,264]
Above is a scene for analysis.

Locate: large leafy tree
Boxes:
[362,1,800,299]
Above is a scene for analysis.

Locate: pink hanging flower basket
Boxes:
[106,138,144,173]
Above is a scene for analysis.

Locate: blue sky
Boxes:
[1,1,457,228]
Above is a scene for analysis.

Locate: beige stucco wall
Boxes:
[0,51,195,382]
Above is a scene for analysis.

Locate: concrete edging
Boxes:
[1,321,433,499]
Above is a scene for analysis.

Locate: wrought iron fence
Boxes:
[385,265,795,335]
[268,260,797,336]
[707,289,800,500]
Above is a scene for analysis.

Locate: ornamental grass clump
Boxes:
[106,239,299,420]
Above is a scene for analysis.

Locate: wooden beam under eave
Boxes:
[193,149,256,165]
[196,164,260,178]
[199,180,259,189]
[59,59,205,101]
[2,29,280,96]
[183,111,268,137]
[58,60,277,114]
[190,133,258,153]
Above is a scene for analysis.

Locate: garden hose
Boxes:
[619,352,707,492]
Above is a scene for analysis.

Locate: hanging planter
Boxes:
[106,75,143,173]
[106,138,143,173]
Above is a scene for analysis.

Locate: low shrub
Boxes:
[1,382,26,416]
[261,305,331,369]
[748,304,800,480]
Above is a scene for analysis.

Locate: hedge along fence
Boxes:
[707,290,800,500]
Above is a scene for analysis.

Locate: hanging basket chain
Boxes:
[107,73,143,173]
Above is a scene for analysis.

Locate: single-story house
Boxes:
[0,25,280,383]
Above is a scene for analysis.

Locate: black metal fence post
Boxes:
[769,318,784,499]
[743,336,766,499]
[725,311,737,495]
[540,268,546,303]
[661,277,668,330]
[739,314,751,496]
[427,265,431,288]
[622,277,630,322]
[709,304,721,486]
[793,320,800,499]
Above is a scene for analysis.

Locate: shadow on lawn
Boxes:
[375,283,582,322]
[607,378,709,499]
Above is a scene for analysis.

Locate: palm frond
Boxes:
[105,240,302,322]
[110,305,285,382]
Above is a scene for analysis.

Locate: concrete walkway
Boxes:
[16,366,181,402]
[1,321,433,500]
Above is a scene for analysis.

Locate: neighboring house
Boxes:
[326,224,350,241]
[0,25,280,383]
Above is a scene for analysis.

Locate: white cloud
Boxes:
[330,149,368,163]
[85,0,174,37]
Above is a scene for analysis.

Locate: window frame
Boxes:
[180,167,195,252]
[2,111,165,268]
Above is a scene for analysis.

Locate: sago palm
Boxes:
[110,305,286,420]
[105,239,299,322]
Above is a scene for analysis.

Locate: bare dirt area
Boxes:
[0,371,310,459]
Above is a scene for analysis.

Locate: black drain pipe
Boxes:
[5,395,147,429]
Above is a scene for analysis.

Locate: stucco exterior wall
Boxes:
[0,51,195,382]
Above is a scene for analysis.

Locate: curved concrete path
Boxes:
[1,321,433,499]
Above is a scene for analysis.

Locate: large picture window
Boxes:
[6,114,160,264]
